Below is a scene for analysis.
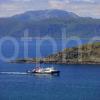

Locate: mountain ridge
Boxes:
[0,9,100,38]
[12,9,79,19]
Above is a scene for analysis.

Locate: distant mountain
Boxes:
[0,9,100,38]
[12,9,79,21]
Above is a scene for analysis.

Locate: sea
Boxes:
[0,39,100,100]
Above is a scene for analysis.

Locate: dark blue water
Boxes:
[0,38,89,58]
[0,39,100,100]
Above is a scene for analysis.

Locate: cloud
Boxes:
[72,0,95,3]
[49,0,97,10]
[49,1,66,9]
[0,0,49,17]
[0,0,100,18]
[0,0,32,3]
[49,0,100,18]
[49,0,99,4]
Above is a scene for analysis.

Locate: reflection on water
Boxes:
[33,73,60,79]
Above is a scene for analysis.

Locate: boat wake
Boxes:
[0,72,28,75]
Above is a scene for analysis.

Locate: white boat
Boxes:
[27,67,60,75]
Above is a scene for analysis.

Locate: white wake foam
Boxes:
[0,72,27,75]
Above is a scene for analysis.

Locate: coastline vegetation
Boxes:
[10,42,100,64]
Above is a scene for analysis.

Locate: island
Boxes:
[9,42,100,64]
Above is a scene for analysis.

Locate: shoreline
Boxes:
[9,59,100,65]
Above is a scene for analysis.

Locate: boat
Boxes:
[27,67,60,75]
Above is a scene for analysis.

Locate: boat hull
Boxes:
[27,70,60,75]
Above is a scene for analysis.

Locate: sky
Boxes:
[0,0,100,18]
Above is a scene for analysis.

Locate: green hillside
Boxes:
[43,42,100,64]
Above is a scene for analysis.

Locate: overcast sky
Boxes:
[0,0,100,18]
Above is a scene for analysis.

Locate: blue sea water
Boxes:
[0,39,100,100]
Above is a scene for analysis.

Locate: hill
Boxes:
[43,42,100,64]
[11,42,100,64]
